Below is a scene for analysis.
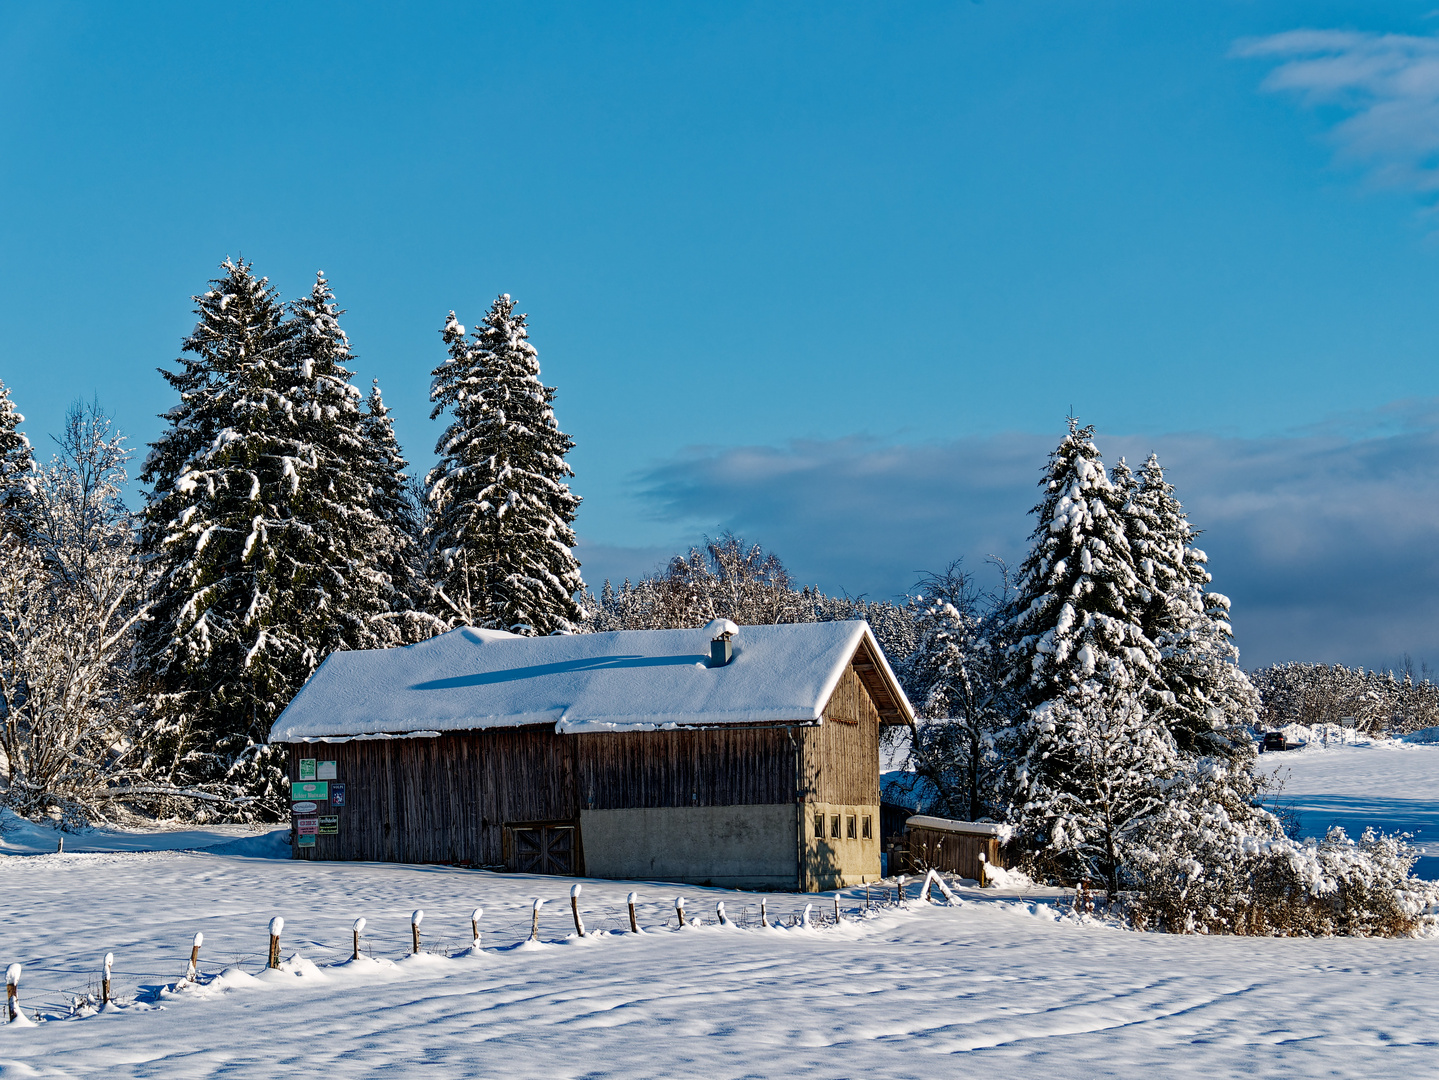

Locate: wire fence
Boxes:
[4,875,955,1024]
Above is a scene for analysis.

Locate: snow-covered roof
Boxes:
[271,621,913,743]
[905,815,1010,839]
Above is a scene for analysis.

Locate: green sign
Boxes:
[318,815,339,835]
[291,780,329,801]
[297,833,316,848]
[298,759,316,780]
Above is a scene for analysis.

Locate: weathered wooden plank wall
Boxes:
[288,725,576,866]
[573,727,796,810]
[802,664,882,806]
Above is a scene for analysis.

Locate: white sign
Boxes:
[291,801,318,814]
[317,761,337,780]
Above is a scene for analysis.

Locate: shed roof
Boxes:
[270,620,913,743]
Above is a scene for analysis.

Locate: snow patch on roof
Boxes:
[271,621,910,742]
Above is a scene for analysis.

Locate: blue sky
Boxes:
[3,1,1439,668]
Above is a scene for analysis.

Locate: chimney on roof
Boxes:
[705,619,738,667]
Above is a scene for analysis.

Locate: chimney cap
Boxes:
[703,618,739,640]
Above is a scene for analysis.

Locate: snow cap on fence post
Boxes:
[627,892,639,934]
[352,917,366,961]
[411,910,424,955]
[529,898,545,941]
[470,907,483,947]
[716,900,728,926]
[187,931,203,981]
[801,903,813,929]
[5,963,19,1021]
[570,884,586,938]
[268,917,283,969]
[102,953,112,1006]
[674,896,686,928]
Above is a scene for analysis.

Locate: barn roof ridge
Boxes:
[270,620,914,743]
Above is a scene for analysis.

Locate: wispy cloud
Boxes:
[1236,29,1439,193]
[592,408,1439,670]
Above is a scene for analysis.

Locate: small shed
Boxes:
[270,620,913,891]
[901,815,1008,882]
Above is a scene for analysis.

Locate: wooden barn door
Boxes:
[506,822,578,875]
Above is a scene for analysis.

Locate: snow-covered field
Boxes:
[0,744,1436,1079]
[1265,736,1439,877]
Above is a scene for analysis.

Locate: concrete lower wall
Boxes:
[802,802,882,891]
[579,804,799,889]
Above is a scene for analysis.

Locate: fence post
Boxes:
[716,901,728,926]
[897,874,906,906]
[268,917,283,969]
[978,851,987,889]
[627,892,639,934]
[760,897,767,926]
[674,896,686,928]
[529,898,545,941]
[187,932,203,982]
[102,953,112,1006]
[470,907,483,948]
[57,836,63,854]
[570,884,586,937]
[801,903,813,928]
[352,918,366,961]
[5,964,18,1022]
[411,910,424,955]
[834,892,841,923]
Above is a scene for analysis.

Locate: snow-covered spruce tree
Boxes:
[996,419,1163,884]
[0,379,34,536]
[1122,453,1260,764]
[361,380,442,645]
[424,296,583,634]
[901,562,1010,822]
[138,261,389,815]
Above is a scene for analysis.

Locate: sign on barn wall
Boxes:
[331,784,346,807]
[299,759,316,780]
[317,761,337,780]
[296,817,319,835]
[319,816,339,835]
[291,801,318,814]
[292,781,329,801]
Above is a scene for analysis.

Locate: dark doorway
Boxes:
[506,822,578,874]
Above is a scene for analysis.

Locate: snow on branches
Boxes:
[425,295,584,636]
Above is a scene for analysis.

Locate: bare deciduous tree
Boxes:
[0,404,150,826]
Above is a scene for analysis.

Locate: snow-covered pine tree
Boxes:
[286,272,397,653]
[900,562,1009,822]
[360,379,439,644]
[996,419,1163,882]
[424,295,584,634]
[139,260,389,814]
[1123,453,1259,764]
[0,379,34,535]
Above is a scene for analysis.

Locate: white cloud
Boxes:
[1236,29,1439,192]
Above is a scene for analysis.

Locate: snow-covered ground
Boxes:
[1263,737,1439,877]
[0,744,1435,1078]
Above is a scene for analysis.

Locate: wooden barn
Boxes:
[269,619,914,890]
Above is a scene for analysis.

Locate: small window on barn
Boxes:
[846,815,857,840]
[830,814,841,838]
[861,815,873,840]
[814,812,825,839]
